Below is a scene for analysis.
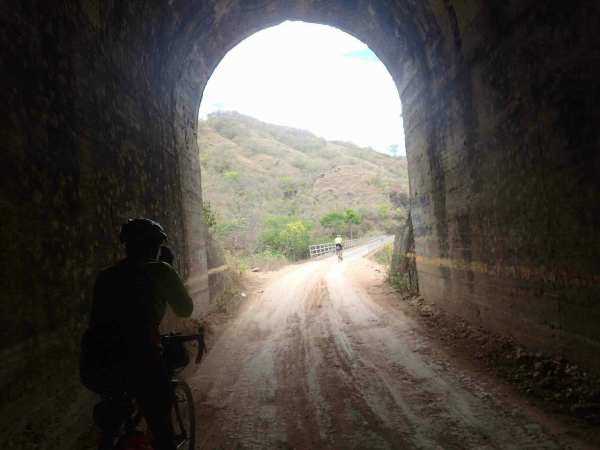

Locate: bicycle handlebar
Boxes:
[160,327,206,364]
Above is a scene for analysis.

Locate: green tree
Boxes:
[260,216,312,260]
[279,176,298,199]
[388,144,399,157]
[202,202,217,228]
[214,218,248,252]
[377,204,390,220]
[320,212,345,235]
[344,209,362,240]
[223,170,240,182]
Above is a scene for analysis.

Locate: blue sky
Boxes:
[343,48,380,61]
[198,21,405,156]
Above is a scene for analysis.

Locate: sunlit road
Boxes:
[189,240,567,449]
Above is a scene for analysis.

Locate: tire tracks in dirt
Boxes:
[189,245,588,449]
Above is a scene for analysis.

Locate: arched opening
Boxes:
[172,7,424,317]
[195,21,410,295]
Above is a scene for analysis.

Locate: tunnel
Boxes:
[1,1,599,448]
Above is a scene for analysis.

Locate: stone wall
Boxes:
[0,2,209,448]
[407,1,600,367]
[0,1,598,448]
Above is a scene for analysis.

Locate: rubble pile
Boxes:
[402,295,600,424]
[500,347,600,423]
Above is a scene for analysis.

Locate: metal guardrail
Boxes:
[308,236,388,259]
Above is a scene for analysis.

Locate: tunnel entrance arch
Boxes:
[195,20,408,276]
[171,3,431,316]
[167,1,600,372]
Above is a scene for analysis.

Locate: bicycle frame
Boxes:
[94,328,206,450]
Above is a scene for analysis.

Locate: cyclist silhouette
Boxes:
[334,234,344,261]
[81,218,193,450]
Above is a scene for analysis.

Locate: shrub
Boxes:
[374,243,393,266]
[223,170,240,182]
[260,216,312,260]
[202,202,217,228]
[279,177,298,198]
[320,211,345,233]
[377,204,390,220]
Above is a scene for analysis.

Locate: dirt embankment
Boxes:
[359,256,600,447]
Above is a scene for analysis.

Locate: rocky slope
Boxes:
[198,111,409,252]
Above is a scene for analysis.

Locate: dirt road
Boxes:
[189,243,580,449]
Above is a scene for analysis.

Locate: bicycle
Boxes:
[94,329,206,450]
[335,245,343,262]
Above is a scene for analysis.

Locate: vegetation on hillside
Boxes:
[198,111,409,261]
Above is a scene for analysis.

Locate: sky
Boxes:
[198,21,405,156]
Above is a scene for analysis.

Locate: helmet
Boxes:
[119,218,167,244]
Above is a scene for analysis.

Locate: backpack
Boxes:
[81,262,144,394]
[80,325,126,394]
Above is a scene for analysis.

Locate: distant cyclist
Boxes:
[81,218,193,450]
[334,234,343,261]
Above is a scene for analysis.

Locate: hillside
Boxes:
[198,111,409,255]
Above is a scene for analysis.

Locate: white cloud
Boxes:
[198,21,405,156]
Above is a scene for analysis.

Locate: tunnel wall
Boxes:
[407,1,600,367]
[0,1,598,449]
[0,2,209,448]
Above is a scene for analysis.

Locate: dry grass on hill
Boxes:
[198,111,409,253]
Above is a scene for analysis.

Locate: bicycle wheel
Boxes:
[171,381,196,450]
